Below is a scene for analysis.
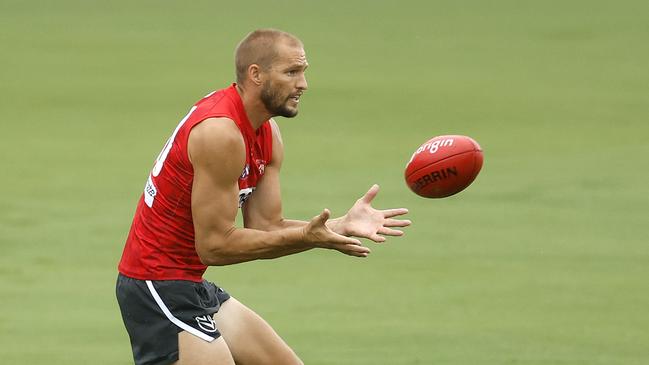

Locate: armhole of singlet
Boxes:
[268,119,280,165]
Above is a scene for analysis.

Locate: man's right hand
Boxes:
[303,209,371,258]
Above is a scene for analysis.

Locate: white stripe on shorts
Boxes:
[145,280,215,342]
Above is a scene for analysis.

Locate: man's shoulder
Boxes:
[188,118,246,167]
[190,118,243,148]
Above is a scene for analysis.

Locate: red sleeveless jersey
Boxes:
[118,84,273,282]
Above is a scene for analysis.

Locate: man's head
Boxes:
[235,29,308,118]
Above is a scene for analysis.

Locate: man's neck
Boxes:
[236,84,271,130]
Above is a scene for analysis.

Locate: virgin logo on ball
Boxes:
[407,137,455,165]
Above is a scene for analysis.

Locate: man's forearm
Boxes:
[254,217,349,236]
[197,226,314,266]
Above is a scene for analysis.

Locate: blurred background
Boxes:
[1,0,648,364]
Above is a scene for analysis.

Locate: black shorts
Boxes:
[116,273,231,365]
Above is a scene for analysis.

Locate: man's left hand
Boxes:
[328,184,411,243]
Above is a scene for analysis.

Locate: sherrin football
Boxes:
[405,135,483,198]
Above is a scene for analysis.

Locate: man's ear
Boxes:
[248,64,263,86]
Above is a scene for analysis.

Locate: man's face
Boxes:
[260,42,309,118]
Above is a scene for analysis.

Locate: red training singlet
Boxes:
[118,84,273,282]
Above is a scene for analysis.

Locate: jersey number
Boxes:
[144,106,198,207]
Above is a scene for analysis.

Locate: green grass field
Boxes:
[1,0,648,364]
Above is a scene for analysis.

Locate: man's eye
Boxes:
[286,70,296,76]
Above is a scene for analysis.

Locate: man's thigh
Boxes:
[173,332,235,365]
[213,298,303,365]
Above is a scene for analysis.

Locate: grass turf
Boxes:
[1,0,648,363]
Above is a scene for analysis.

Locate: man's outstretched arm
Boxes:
[189,118,369,266]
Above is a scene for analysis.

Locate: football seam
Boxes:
[406,149,481,180]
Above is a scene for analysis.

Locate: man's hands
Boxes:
[303,184,411,257]
[303,209,371,257]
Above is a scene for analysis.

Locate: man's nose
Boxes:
[297,73,308,90]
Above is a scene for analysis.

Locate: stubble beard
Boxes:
[260,80,298,118]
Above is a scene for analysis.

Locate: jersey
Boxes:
[118,84,273,282]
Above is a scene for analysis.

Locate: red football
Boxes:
[405,135,483,198]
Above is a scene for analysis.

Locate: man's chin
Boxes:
[277,106,298,118]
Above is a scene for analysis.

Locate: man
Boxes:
[116,29,411,365]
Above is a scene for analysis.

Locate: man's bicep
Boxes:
[191,162,240,245]
[242,163,283,230]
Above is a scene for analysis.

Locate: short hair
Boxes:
[234,29,303,84]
